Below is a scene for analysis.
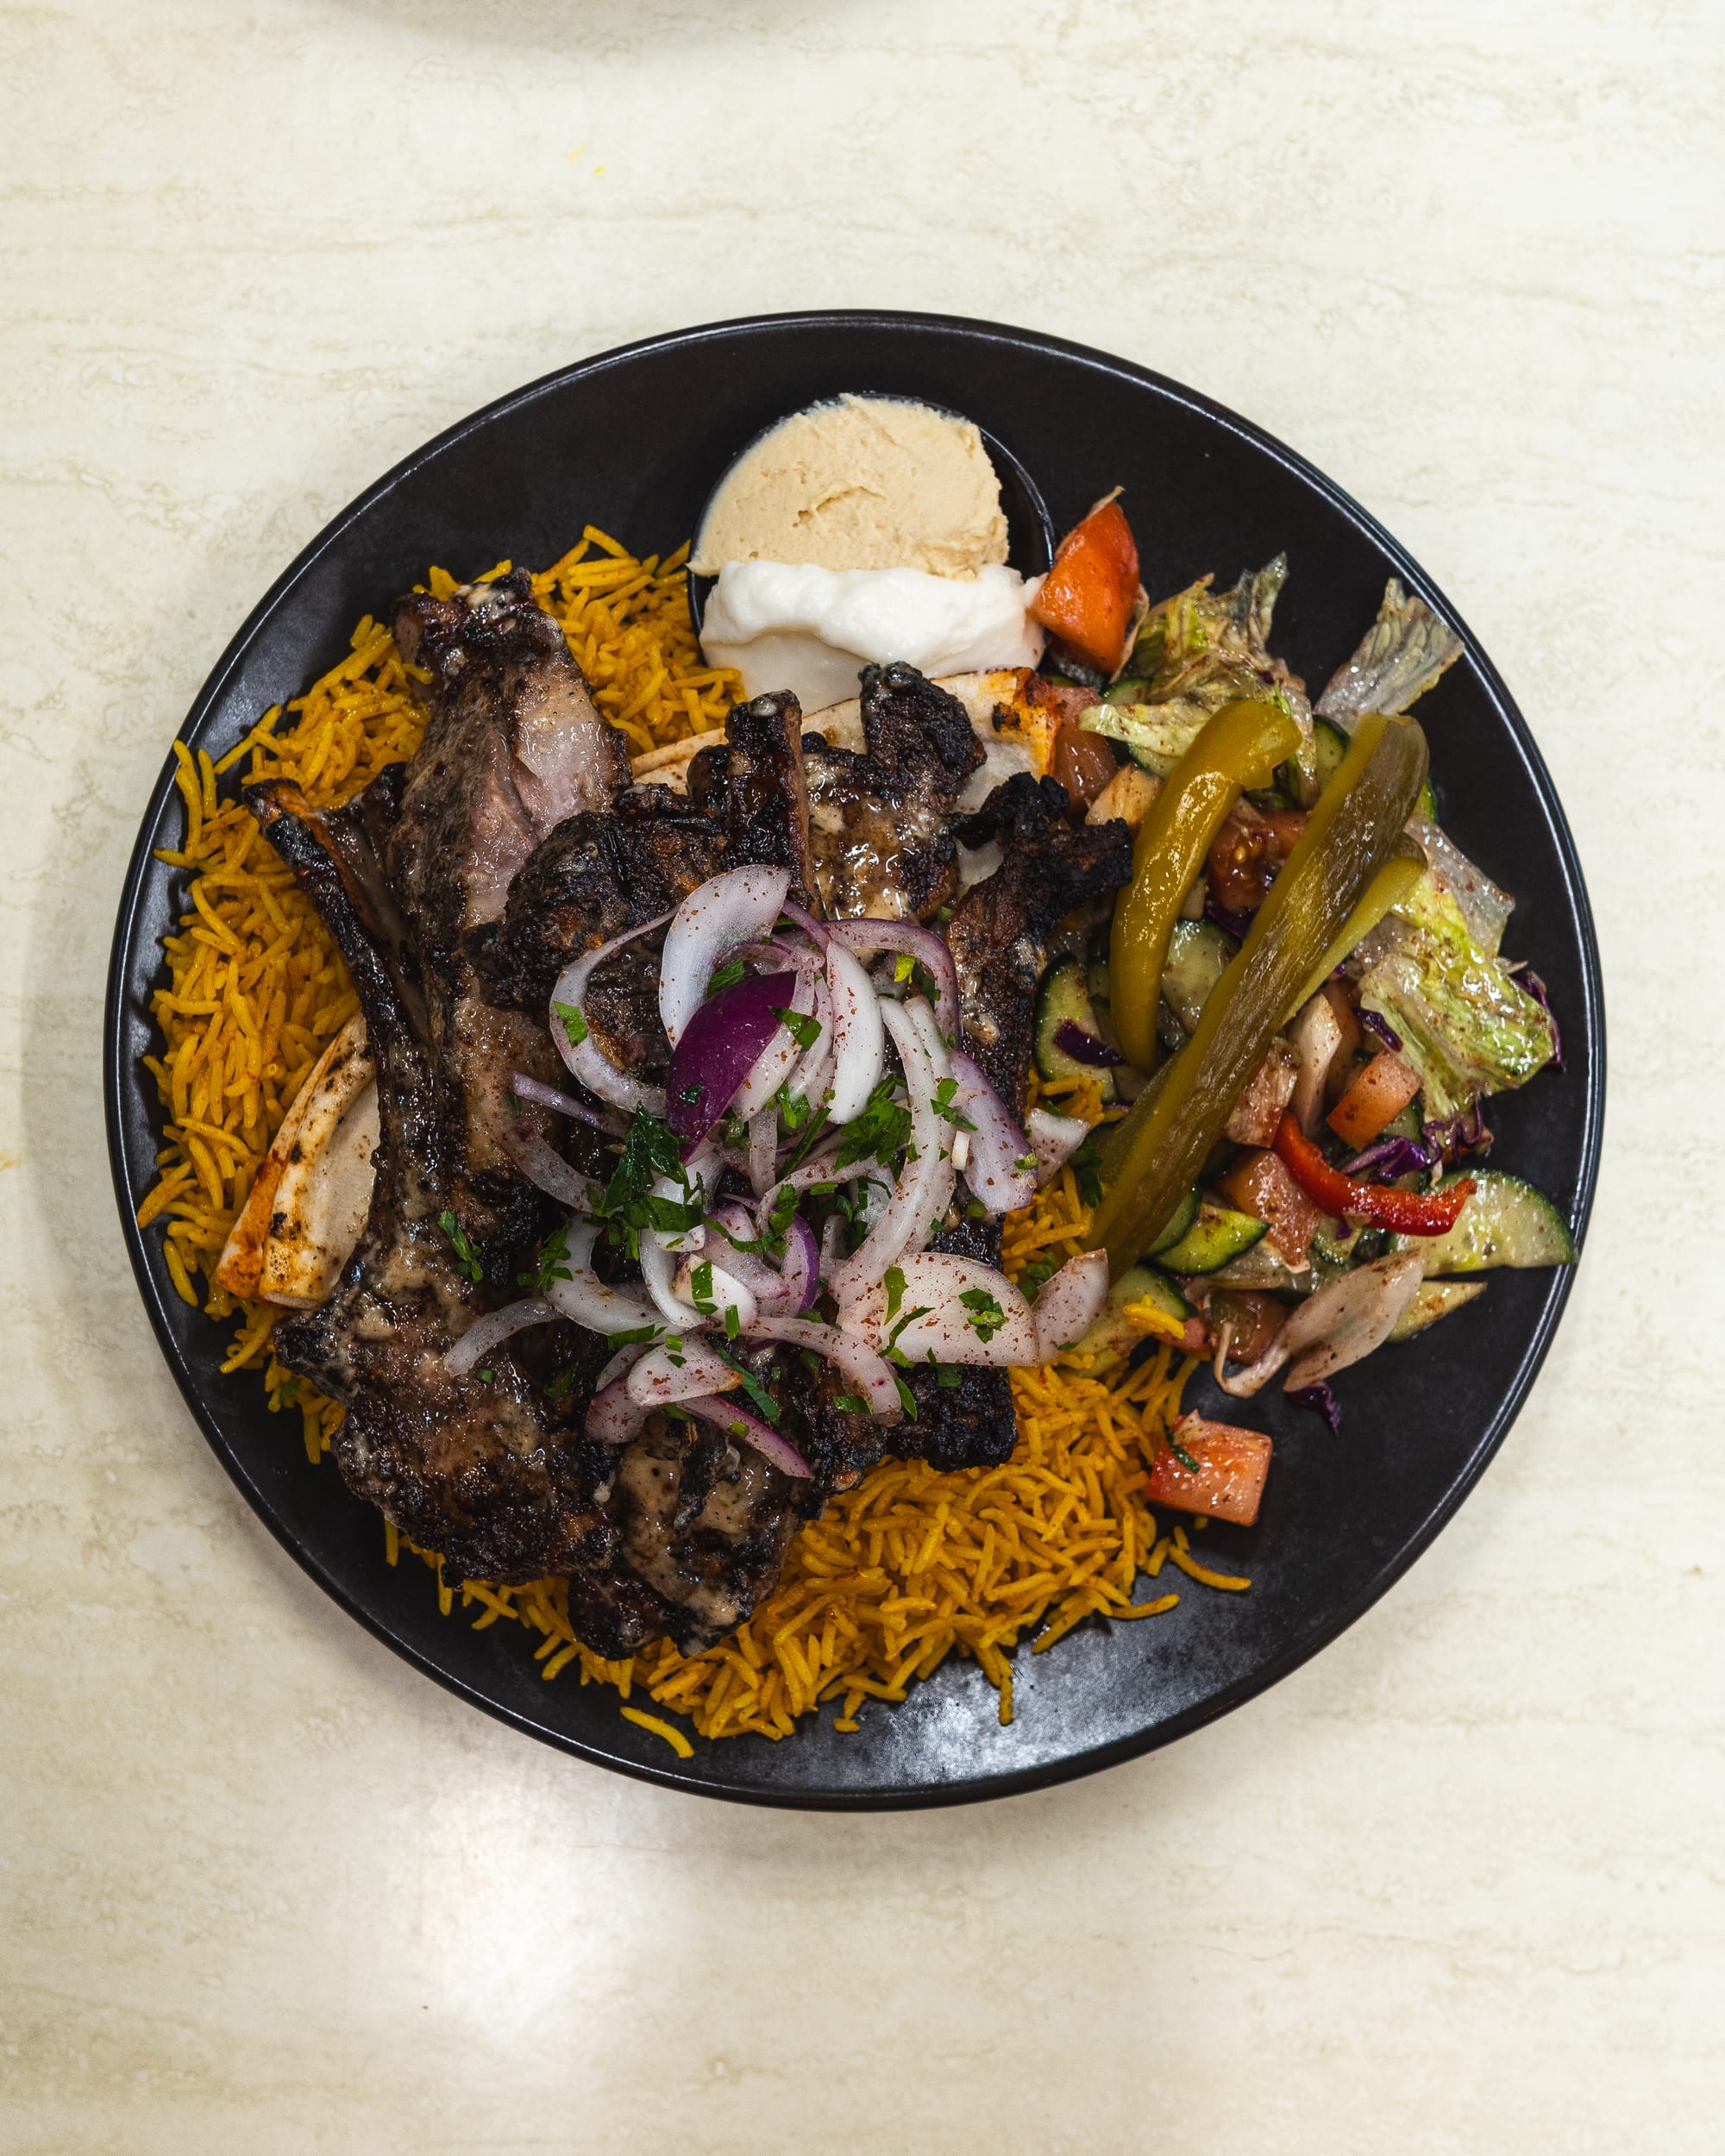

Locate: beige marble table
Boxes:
[3,3,1720,2149]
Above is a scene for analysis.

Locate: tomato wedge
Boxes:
[1030,496,1140,673]
[1146,1416,1273,1527]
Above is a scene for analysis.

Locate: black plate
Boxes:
[104,311,1604,1809]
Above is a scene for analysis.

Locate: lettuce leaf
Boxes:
[1350,874,1557,1120]
[1318,578,1464,724]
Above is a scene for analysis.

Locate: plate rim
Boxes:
[103,307,1607,1808]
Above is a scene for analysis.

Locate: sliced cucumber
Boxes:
[1145,1183,1200,1258]
[1160,918,1238,1035]
[1388,1278,1487,1342]
[1389,1170,1576,1274]
[1312,717,1351,792]
[1086,953,1112,1010]
[1033,956,1117,1102]
[1207,1241,1314,1294]
[1151,1200,1269,1277]
[1070,1264,1192,1364]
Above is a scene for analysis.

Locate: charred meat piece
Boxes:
[484,786,727,1017]
[686,689,818,904]
[945,773,1133,1106]
[804,662,985,919]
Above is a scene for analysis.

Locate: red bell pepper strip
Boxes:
[1271,1110,1474,1236]
[1029,496,1140,673]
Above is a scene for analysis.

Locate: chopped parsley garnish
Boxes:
[893,1371,918,1420]
[544,1368,579,1401]
[1068,1132,1104,1209]
[932,1077,976,1131]
[474,1367,494,1386]
[893,952,916,985]
[772,1006,823,1051]
[518,1219,573,1293]
[884,1266,906,1321]
[832,1392,867,1413]
[1013,1152,1038,1175]
[958,1285,1007,1342]
[689,1259,716,1315]
[934,1363,963,1389]
[593,1108,703,1257]
[438,1207,485,1284]
[833,1079,913,1172]
[1018,1252,1061,1294]
[774,1081,812,1131]
[552,999,587,1048]
[712,1343,781,1426]
[706,956,748,998]
[1168,1436,1201,1475]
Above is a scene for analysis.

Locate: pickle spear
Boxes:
[1109,698,1302,1070]
[1087,711,1429,1274]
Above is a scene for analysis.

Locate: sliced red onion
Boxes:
[593,1338,655,1393]
[743,1313,904,1419]
[823,939,886,1125]
[780,1213,820,1314]
[780,899,830,949]
[759,1139,882,1215]
[501,1126,604,1213]
[731,945,821,1119]
[510,1071,624,1134]
[819,1214,846,1275]
[1026,1105,1088,1187]
[545,1219,662,1335]
[747,1108,778,1197]
[664,969,796,1144]
[705,1200,786,1302]
[1052,1018,1124,1069]
[442,1295,557,1376]
[671,1255,760,1334]
[950,1050,1035,1215]
[627,1336,741,1408]
[826,999,955,1300]
[549,907,676,1119]
[659,865,791,1047]
[1031,1250,1110,1360]
[841,1250,1038,1367]
[586,1376,649,1446]
[781,970,835,1122]
[681,1392,812,1479]
[830,918,959,1038]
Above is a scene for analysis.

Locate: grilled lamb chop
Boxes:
[803,662,985,919]
[686,689,819,904]
[250,580,804,1649]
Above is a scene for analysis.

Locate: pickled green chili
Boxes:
[1087,711,1430,1274]
[1109,698,1302,1069]
[1291,835,1426,1012]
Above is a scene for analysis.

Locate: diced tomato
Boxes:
[1147,1415,1273,1527]
[1206,805,1309,917]
[1326,1049,1423,1147]
[1030,496,1140,673]
[1320,981,1364,1106]
[1215,1145,1328,1265]
[1050,722,1121,808]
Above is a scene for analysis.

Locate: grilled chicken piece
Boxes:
[803,663,985,919]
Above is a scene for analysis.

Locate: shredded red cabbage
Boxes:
[1359,1007,1403,1053]
[1341,1134,1433,1181]
[1518,967,1563,1072]
[1204,893,1255,940]
[1287,1382,1342,1433]
[1052,1018,1124,1069]
[1422,1100,1494,1163]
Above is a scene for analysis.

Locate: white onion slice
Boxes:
[549,908,676,1118]
[830,919,959,1037]
[731,945,820,1119]
[1026,1106,1088,1187]
[778,1214,820,1313]
[627,1337,741,1408]
[593,1338,655,1393]
[746,1108,778,1196]
[705,1200,787,1302]
[949,1050,1035,1215]
[681,1393,812,1479]
[501,1126,604,1213]
[510,1070,624,1134]
[442,1295,557,1376]
[671,1256,760,1335]
[545,1219,662,1335]
[586,1376,649,1446]
[743,1314,904,1419]
[826,998,956,1300]
[823,939,887,1125]
[638,1234,699,1329]
[659,865,791,1047]
[907,995,955,1082]
[1031,1250,1111,1359]
[842,1250,1039,1367]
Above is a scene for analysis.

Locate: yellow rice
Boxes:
[138,528,1240,1744]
